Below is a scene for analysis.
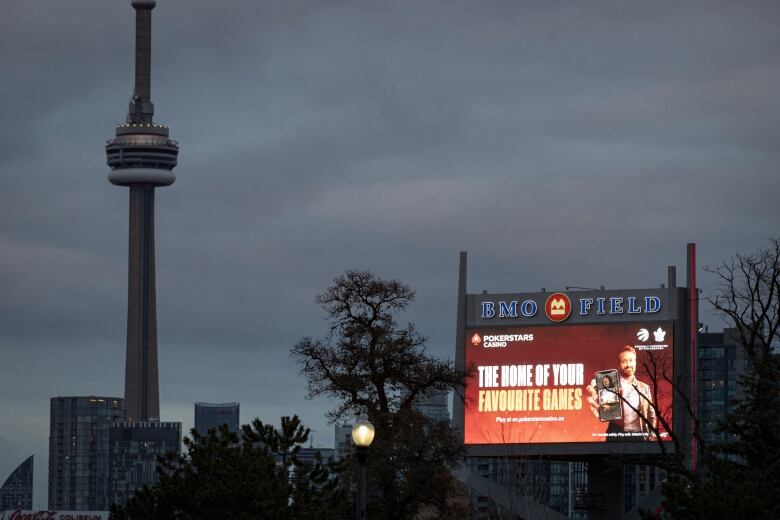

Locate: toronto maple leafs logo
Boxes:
[653,327,666,342]
[637,328,650,342]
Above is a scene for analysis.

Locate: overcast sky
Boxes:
[1,0,778,508]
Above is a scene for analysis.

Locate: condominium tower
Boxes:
[194,402,241,436]
[48,396,124,510]
[0,455,33,511]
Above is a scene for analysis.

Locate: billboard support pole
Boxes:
[588,459,624,519]
[453,252,467,437]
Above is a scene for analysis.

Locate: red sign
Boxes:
[9,513,56,520]
[544,293,571,322]
[2,512,108,520]
[464,322,674,444]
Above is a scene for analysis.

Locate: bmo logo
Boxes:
[545,293,571,322]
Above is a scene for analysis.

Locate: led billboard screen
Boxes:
[464,322,673,445]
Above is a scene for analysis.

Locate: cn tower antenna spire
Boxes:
[106,0,178,423]
[129,0,156,124]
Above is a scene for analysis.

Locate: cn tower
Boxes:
[105,0,178,422]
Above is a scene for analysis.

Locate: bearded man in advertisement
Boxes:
[587,345,657,440]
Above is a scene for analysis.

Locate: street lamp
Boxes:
[352,413,375,520]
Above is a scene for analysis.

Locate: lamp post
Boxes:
[352,413,375,520]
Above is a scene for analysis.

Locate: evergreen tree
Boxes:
[110,416,346,519]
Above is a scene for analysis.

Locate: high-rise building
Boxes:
[698,326,747,445]
[296,447,335,467]
[108,421,181,507]
[48,396,124,510]
[333,424,353,462]
[401,388,451,423]
[0,455,33,511]
[105,0,179,423]
[194,402,240,436]
[465,457,588,519]
[623,464,667,514]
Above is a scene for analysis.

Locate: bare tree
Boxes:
[291,270,469,520]
[627,238,780,519]
[292,270,465,422]
[706,236,780,364]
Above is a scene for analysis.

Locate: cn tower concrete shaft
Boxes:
[124,185,160,422]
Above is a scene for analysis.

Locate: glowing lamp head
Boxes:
[351,414,375,448]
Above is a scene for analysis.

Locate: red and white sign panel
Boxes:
[464,323,673,444]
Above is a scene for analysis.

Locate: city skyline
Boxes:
[1,0,779,507]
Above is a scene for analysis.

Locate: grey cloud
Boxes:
[1,0,779,505]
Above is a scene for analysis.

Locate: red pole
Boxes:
[687,243,698,472]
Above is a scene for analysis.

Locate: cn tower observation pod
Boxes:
[106,123,178,186]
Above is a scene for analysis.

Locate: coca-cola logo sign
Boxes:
[2,511,108,520]
[9,512,56,520]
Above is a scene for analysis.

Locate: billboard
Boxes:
[464,322,674,445]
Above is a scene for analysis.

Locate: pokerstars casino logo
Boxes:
[470,333,532,349]
[545,292,571,322]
